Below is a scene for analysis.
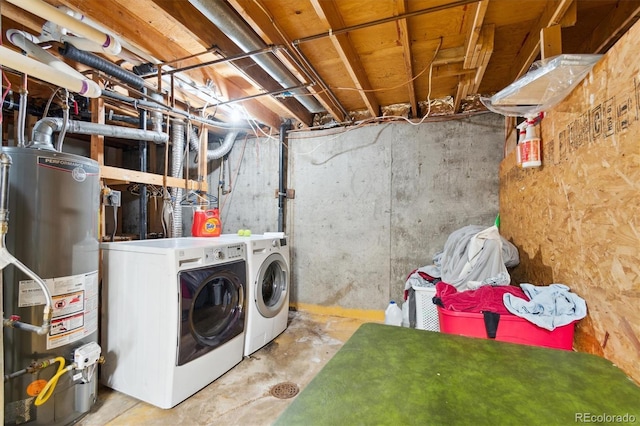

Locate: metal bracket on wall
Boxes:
[274,189,295,199]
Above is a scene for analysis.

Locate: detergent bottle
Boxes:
[191,208,222,237]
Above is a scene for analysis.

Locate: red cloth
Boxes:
[435,282,528,314]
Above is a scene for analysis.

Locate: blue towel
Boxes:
[503,283,587,330]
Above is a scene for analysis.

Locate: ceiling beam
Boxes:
[470,24,494,94]
[455,0,491,113]
[463,0,489,69]
[540,24,562,59]
[577,1,640,54]
[226,0,346,123]
[511,0,574,82]
[0,1,45,32]
[55,0,282,129]
[393,0,418,118]
[310,0,380,118]
[149,0,312,128]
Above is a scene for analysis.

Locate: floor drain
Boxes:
[270,382,299,399]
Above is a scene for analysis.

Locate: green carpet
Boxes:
[275,323,640,426]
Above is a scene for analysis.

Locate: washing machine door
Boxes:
[255,253,288,319]
[177,260,245,366]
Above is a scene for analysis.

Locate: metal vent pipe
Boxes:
[30,117,169,149]
[170,119,185,238]
[188,0,324,113]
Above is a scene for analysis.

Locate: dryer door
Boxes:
[177,260,246,366]
[255,253,288,319]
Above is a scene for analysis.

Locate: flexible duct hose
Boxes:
[170,119,185,237]
[59,42,144,90]
[186,128,240,165]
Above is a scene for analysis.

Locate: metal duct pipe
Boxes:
[31,117,169,149]
[187,0,324,114]
[150,93,164,133]
[170,119,185,238]
[207,130,239,161]
[187,128,240,163]
[278,120,292,232]
[102,90,253,131]
[59,42,145,90]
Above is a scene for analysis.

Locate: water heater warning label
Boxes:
[18,271,99,350]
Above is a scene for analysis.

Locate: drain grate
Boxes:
[270,382,299,399]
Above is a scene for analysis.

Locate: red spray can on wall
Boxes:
[191,208,222,237]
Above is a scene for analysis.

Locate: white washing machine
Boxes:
[100,238,246,409]
[215,234,290,356]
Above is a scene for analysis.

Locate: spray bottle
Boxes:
[515,121,527,167]
[520,114,542,168]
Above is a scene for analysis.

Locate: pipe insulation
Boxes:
[5,0,121,56]
[59,42,145,90]
[0,46,101,98]
[170,119,185,238]
[187,0,324,114]
[30,117,169,149]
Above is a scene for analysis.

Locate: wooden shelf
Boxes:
[100,166,207,191]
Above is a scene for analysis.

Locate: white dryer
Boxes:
[217,234,290,356]
[100,238,246,409]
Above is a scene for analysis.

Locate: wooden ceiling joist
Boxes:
[455,0,492,114]
[471,24,494,94]
[226,0,347,123]
[577,1,640,54]
[511,0,575,82]
[394,0,418,118]
[463,0,489,70]
[149,0,310,129]
[310,0,380,118]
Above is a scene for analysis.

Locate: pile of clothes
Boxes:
[404,224,587,331]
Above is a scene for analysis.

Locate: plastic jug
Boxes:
[384,301,403,326]
[191,208,221,237]
[401,301,410,327]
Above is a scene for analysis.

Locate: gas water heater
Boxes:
[2,146,101,425]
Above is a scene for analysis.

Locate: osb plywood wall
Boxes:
[499,23,640,382]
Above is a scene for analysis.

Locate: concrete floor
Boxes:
[78,311,367,425]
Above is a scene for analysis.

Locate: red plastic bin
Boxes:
[437,306,576,350]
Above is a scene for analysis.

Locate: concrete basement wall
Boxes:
[211,115,503,316]
[499,21,640,383]
[281,114,503,314]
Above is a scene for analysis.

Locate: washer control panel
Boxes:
[203,243,245,264]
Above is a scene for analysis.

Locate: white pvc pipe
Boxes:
[6,0,121,56]
[7,30,95,83]
[0,46,101,98]
[58,6,148,65]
